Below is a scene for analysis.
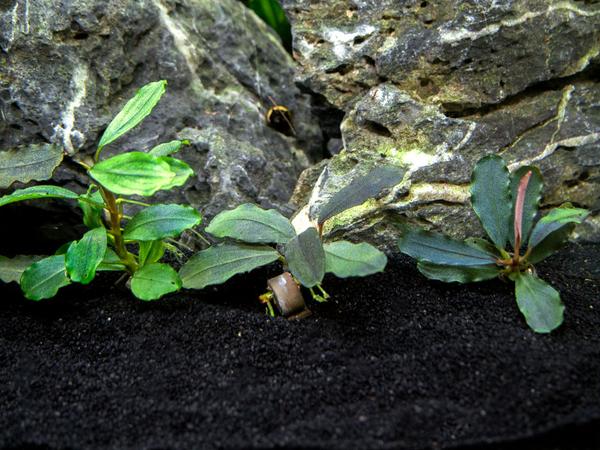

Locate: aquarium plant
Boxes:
[0,81,200,301]
[179,165,404,317]
[398,155,589,333]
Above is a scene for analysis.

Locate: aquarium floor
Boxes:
[1,243,600,450]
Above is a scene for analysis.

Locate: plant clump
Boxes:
[398,154,589,333]
[0,81,200,301]
[179,165,405,317]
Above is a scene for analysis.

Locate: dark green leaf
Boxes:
[0,185,79,208]
[324,240,387,278]
[398,228,497,266]
[206,203,295,244]
[124,204,201,241]
[157,157,194,190]
[149,139,190,157]
[138,240,165,267]
[78,190,105,229]
[417,261,500,283]
[20,255,70,300]
[0,143,63,188]
[65,227,107,284]
[131,263,181,301]
[314,165,405,225]
[98,80,167,151]
[284,227,325,288]
[470,155,511,249]
[513,271,564,333]
[89,152,176,196]
[527,206,589,264]
[509,166,543,250]
[0,255,44,283]
[180,244,280,290]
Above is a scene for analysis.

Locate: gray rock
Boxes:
[0,0,322,218]
[283,0,600,248]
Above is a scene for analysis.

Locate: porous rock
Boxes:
[283,0,600,248]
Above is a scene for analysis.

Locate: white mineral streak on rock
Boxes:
[291,204,315,235]
[21,0,29,34]
[397,182,470,206]
[564,42,600,76]
[440,2,600,45]
[323,24,376,60]
[510,133,600,170]
[3,2,19,52]
[508,85,587,169]
[54,64,88,154]
[453,122,477,153]
[155,0,201,82]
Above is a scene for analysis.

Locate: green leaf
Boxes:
[470,155,511,249]
[138,240,165,267]
[417,261,500,283]
[527,206,589,264]
[130,263,181,301]
[206,203,295,244]
[398,228,497,266]
[0,185,79,208]
[324,241,387,278]
[89,152,176,196]
[315,165,405,224]
[284,227,325,288]
[513,272,564,333]
[124,204,201,241]
[65,227,108,284]
[180,244,280,290]
[0,143,64,188]
[149,139,190,157]
[98,80,167,151]
[0,255,44,283]
[157,157,194,190]
[20,255,70,300]
[78,190,105,229]
[97,248,126,272]
[509,166,543,250]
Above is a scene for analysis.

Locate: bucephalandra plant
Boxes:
[398,154,589,333]
[178,165,405,318]
[0,80,201,301]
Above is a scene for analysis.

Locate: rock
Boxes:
[0,0,322,219]
[282,0,600,248]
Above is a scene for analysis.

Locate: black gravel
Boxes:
[1,243,599,450]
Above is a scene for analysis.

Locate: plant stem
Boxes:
[99,186,138,274]
[189,228,212,247]
[116,198,151,207]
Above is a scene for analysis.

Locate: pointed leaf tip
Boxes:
[98,80,167,151]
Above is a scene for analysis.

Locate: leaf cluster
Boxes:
[179,165,404,308]
[398,155,589,333]
[0,81,199,301]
